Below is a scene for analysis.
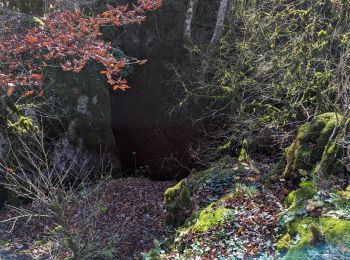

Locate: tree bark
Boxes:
[183,0,198,44]
[200,0,230,81]
[210,0,229,46]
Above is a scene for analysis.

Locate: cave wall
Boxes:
[109,0,199,179]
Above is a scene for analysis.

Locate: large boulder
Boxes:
[43,64,116,153]
[268,113,346,181]
[0,63,117,209]
[163,157,256,227]
[145,157,282,259]
[276,181,350,259]
[266,113,350,258]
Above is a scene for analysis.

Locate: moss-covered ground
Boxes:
[144,114,350,259]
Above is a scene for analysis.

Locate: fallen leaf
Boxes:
[7,85,15,96]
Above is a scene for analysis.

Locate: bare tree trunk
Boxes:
[210,0,229,46]
[184,0,198,44]
[200,0,230,81]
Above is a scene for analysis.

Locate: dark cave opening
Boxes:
[112,124,198,181]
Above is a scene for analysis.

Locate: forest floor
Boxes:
[0,178,175,260]
[0,158,291,260]
[2,156,347,259]
[161,156,291,259]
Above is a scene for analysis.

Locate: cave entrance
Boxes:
[112,124,197,180]
[109,68,198,181]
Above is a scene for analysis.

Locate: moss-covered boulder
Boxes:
[277,217,350,259]
[270,113,345,181]
[277,178,350,258]
[149,157,282,259]
[164,158,251,227]
[279,181,318,223]
[43,64,115,152]
[268,110,350,256]
[164,179,191,226]
[266,113,350,257]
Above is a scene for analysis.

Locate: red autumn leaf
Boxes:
[26,35,39,44]
[25,90,34,96]
[29,74,42,80]
[0,0,161,97]
[7,85,15,96]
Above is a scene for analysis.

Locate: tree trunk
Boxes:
[200,0,230,81]
[210,0,229,46]
[183,0,198,44]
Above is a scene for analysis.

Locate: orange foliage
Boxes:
[0,0,162,96]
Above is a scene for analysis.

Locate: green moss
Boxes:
[284,218,317,259]
[315,141,344,176]
[192,204,230,233]
[238,147,250,161]
[279,181,350,258]
[321,217,350,244]
[277,233,292,251]
[289,218,315,243]
[185,192,239,234]
[272,113,343,180]
[217,140,233,154]
[164,158,252,228]
[238,139,251,161]
[164,180,192,226]
[284,181,317,211]
[337,185,350,199]
[279,217,350,258]
[7,115,39,135]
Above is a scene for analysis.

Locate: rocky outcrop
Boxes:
[150,157,283,258]
[268,113,346,181]
[44,64,115,152]
[163,158,251,227]
[0,64,117,208]
[144,113,350,259]
[266,113,350,258]
[277,182,350,259]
